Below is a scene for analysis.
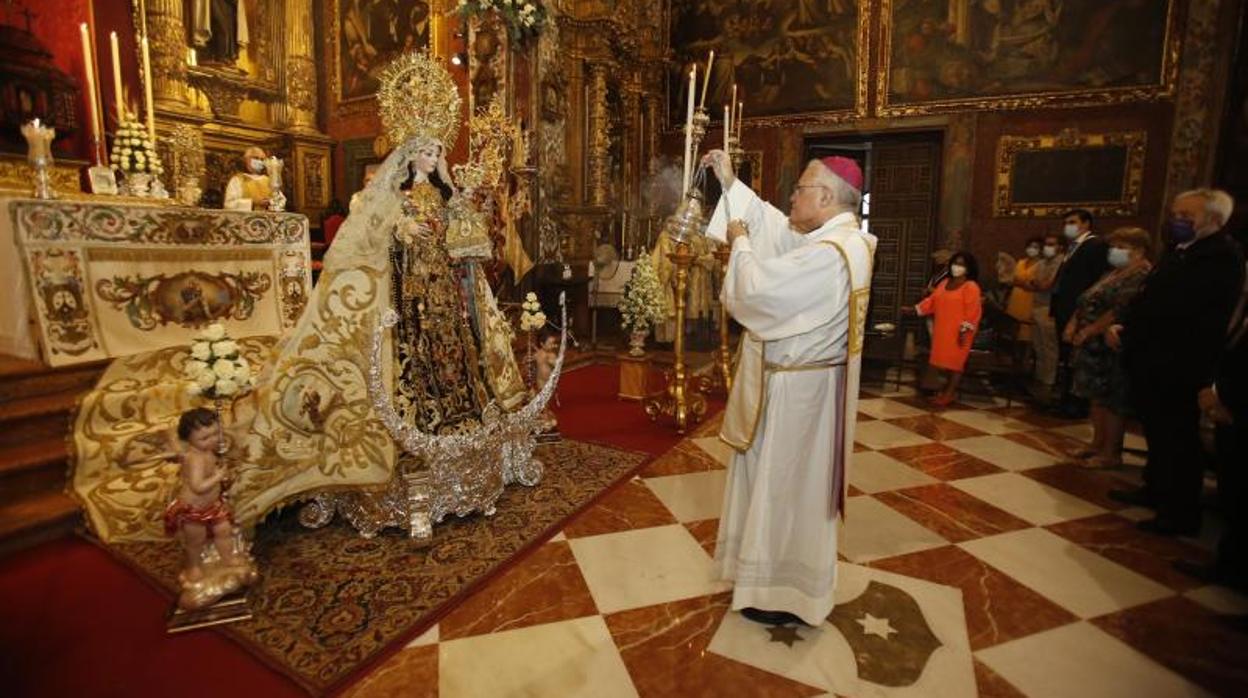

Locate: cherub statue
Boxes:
[164,407,257,610]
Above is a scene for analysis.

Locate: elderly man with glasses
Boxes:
[701,149,876,627]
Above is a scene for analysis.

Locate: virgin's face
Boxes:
[413,146,440,175]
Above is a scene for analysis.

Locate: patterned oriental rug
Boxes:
[103,439,646,695]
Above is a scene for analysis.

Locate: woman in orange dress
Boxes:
[912,252,983,406]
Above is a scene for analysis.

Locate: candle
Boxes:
[141,35,155,140]
[79,23,102,151]
[683,66,695,196]
[109,32,124,120]
[699,50,714,109]
[188,48,197,67]
[724,104,730,155]
[728,100,738,144]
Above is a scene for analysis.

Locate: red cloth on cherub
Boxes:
[164,497,233,537]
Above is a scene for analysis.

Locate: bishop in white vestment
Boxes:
[703,151,876,626]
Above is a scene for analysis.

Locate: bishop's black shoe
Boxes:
[741,607,806,626]
[1137,517,1201,537]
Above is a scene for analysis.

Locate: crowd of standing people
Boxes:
[914,191,1247,592]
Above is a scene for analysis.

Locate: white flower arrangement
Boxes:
[456,0,547,43]
[619,254,668,333]
[109,111,163,177]
[184,323,255,400]
[519,291,547,332]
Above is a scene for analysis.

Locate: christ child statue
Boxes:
[164,407,241,585]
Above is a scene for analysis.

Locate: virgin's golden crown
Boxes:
[379,52,462,147]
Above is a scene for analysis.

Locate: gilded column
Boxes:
[586,62,609,207]
[284,0,319,134]
[644,89,661,178]
[142,0,193,113]
[621,75,641,209]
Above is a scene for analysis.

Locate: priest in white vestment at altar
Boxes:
[703,149,876,627]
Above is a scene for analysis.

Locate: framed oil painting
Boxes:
[993,128,1147,217]
[879,0,1181,116]
[667,0,868,128]
[328,0,440,113]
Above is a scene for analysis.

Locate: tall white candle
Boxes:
[79,23,102,151]
[683,66,695,196]
[737,100,744,143]
[141,35,155,140]
[699,50,714,109]
[109,32,124,120]
[724,104,730,155]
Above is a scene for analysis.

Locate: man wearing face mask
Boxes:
[1109,189,1245,536]
[224,146,272,211]
[1049,209,1109,417]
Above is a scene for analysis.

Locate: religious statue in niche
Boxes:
[339,0,431,100]
[192,0,251,65]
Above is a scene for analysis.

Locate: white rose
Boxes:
[212,358,236,378]
[186,384,202,398]
[211,340,239,357]
[215,378,239,396]
[184,359,209,377]
[533,312,546,326]
[190,341,212,360]
[203,323,227,341]
[233,360,251,382]
[196,371,216,389]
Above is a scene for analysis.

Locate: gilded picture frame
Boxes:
[878,0,1182,117]
[665,1,870,129]
[993,128,1147,218]
[326,0,448,117]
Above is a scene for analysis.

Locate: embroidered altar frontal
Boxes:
[9,200,311,367]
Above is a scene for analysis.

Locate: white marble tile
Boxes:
[1184,585,1248,615]
[644,470,726,522]
[1114,506,1153,522]
[841,496,949,563]
[952,392,1010,408]
[405,623,439,648]
[849,451,939,494]
[568,524,729,614]
[439,615,638,698]
[854,420,934,450]
[858,397,928,420]
[959,528,1172,618]
[950,472,1104,526]
[976,622,1214,698]
[1122,431,1147,452]
[707,562,975,697]
[550,531,568,542]
[692,435,736,468]
[945,435,1059,471]
[936,410,1032,435]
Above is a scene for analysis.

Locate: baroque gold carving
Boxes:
[286,56,318,113]
[993,128,1147,218]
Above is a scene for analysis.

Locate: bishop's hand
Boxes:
[702,149,735,190]
[727,219,749,245]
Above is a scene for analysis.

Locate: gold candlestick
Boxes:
[701,244,734,396]
[645,188,709,434]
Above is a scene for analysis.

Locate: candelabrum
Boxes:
[21,119,57,200]
[644,186,709,434]
[700,243,734,396]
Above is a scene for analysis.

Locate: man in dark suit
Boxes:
[1110,190,1246,536]
[1050,209,1109,416]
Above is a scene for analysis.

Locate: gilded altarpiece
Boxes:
[132,0,333,220]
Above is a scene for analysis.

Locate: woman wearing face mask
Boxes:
[909,252,983,406]
[1064,227,1153,468]
[1005,237,1045,343]
[1027,234,1065,398]
[223,146,272,211]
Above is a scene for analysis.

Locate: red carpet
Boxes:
[0,361,720,697]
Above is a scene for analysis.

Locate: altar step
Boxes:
[0,354,104,557]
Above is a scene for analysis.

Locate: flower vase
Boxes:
[628,329,648,357]
[128,172,152,197]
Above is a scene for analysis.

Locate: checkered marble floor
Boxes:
[343,383,1248,698]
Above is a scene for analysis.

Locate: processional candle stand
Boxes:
[700,138,744,398]
[644,171,709,434]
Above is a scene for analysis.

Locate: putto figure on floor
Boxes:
[703,149,876,627]
[166,407,257,610]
